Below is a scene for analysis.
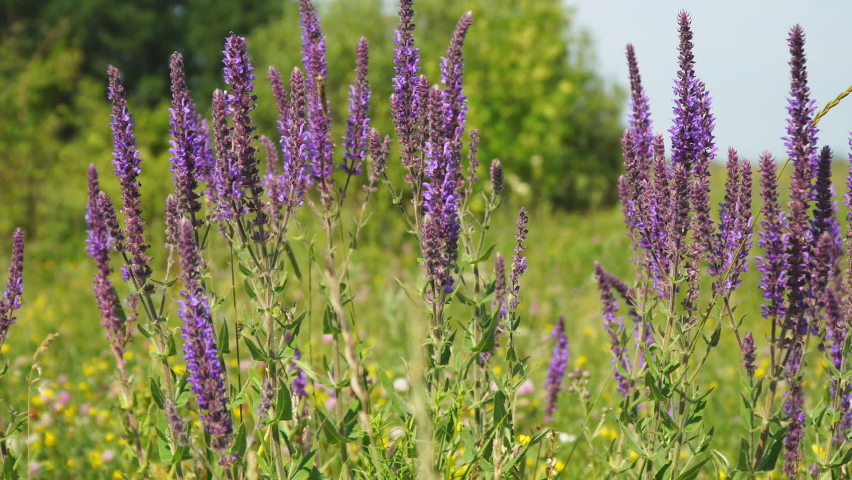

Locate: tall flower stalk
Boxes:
[176,218,234,464]
[0,229,23,347]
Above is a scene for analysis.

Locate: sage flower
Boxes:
[0,228,24,346]
[108,65,152,292]
[176,218,233,460]
[342,37,371,176]
[544,317,569,422]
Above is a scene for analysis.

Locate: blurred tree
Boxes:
[251,0,625,209]
[1,0,283,104]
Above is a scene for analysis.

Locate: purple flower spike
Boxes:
[421,217,447,293]
[272,67,311,213]
[544,317,569,422]
[108,65,153,293]
[626,43,654,169]
[784,25,817,325]
[223,34,267,239]
[509,208,529,311]
[594,262,631,397]
[299,0,334,201]
[440,11,473,170]
[756,152,788,321]
[480,253,508,364]
[290,347,308,401]
[669,11,715,171]
[342,37,371,176]
[812,146,840,283]
[195,115,215,194]
[785,25,819,177]
[176,218,233,461]
[86,187,130,360]
[255,378,276,429]
[845,133,852,310]
[670,12,716,262]
[85,172,129,360]
[165,399,188,446]
[366,129,390,190]
[261,135,284,225]
[268,67,288,122]
[164,195,181,249]
[741,332,756,377]
[168,52,202,217]
[709,149,753,294]
[0,228,24,346]
[211,89,246,223]
[391,0,421,172]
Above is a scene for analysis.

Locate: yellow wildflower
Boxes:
[575,355,588,368]
[812,443,826,460]
[1,344,9,354]
[517,434,531,447]
[44,432,57,447]
[88,450,104,468]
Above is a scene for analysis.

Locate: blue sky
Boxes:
[572,0,852,161]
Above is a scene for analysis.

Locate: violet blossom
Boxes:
[342,37,371,176]
[0,228,24,346]
[168,52,202,217]
[594,262,631,397]
[176,218,233,461]
[223,34,268,239]
[544,317,569,422]
[756,152,788,321]
[108,65,153,292]
[299,0,334,200]
[391,0,421,172]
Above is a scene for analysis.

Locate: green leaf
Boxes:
[737,437,751,472]
[316,409,349,445]
[677,455,712,480]
[238,262,252,277]
[471,312,498,353]
[653,462,671,480]
[217,319,230,354]
[242,336,268,362]
[377,367,412,420]
[157,435,174,464]
[244,279,257,299]
[136,322,152,339]
[149,378,165,410]
[284,240,303,281]
[470,244,497,265]
[756,427,787,472]
[274,381,293,421]
[232,424,247,458]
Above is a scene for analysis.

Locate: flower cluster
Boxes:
[544,317,569,422]
[175,218,233,460]
[0,228,24,346]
